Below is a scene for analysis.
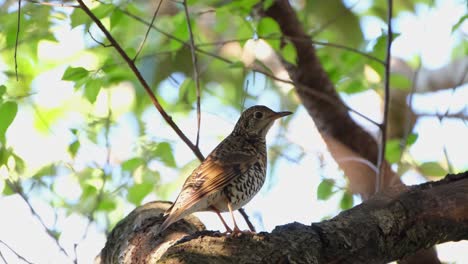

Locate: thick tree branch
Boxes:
[98,172,468,264]
[261,0,399,198]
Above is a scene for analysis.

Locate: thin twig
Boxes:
[376,0,393,193]
[0,240,34,264]
[133,0,164,61]
[5,180,71,259]
[14,0,22,81]
[182,0,202,147]
[196,36,385,65]
[87,29,111,47]
[76,0,205,162]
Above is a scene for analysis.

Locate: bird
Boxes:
[159,105,292,235]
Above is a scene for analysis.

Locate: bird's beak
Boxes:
[272,111,293,119]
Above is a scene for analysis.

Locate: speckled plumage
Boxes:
[159,105,291,234]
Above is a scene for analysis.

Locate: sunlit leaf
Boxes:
[2,182,15,196]
[385,139,401,164]
[406,133,418,146]
[0,102,18,142]
[281,43,297,65]
[70,8,88,28]
[317,179,334,200]
[0,85,6,99]
[93,3,114,19]
[62,67,89,82]
[110,9,124,29]
[340,191,353,210]
[84,78,102,103]
[127,183,153,205]
[68,140,80,158]
[155,142,176,168]
[97,196,117,212]
[258,17,281,49]
[122,157,144,172]
[419,162,447,177]
[33,164,56,179]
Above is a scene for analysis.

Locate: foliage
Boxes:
[0,1,465,262]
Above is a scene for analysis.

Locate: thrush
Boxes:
[159,105,292,235]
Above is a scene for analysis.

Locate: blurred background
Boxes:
[0,0,466,263]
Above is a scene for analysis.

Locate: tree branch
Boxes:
[98,172,468,264]
[75,0,205,162]
[376,0,393,193]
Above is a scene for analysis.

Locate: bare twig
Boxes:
[376,0,393,193]
[87,29,111,47]
[182,0,202,147]
[134,0,164,61]
[14,0,22,81]
[5,180,71,259]
[0,240,34,264]
[76,0,204,162]
[72,96,113,263]
[196,37,385,65]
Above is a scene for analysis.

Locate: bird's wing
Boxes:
[170,150,256,213]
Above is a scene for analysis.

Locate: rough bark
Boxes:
[97,172,468,264]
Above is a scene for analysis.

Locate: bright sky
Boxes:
[1,0,467,263]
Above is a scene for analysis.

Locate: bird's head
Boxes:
[233,105,292,138]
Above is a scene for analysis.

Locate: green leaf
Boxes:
[110,9,124,29]
[263,0,274,9]
[155,142,176,167]
[385,139,401,164]
[281,43,297,65]
[0,102,18,142]
[419,162,446,177]
[33,164,56,179]
[340,191,354,210]
[62,67,89,81]
[127,183,153,205]
[68,140,80,158]
[317,179,334,200]
[122,157,144,172]
[97,197,117,212]
[93,3,114,19]
[406,133,418,146]
[257,17,280,37]
[2,182,15,196]
[84,79,102,103]
[390,73,411,90]
[257,17,281,50]
[70,8,88,28]
[0,85,6,98]
[341,80,366,94]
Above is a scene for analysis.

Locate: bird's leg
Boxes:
[210,206,232,233]
[227,201,242,235]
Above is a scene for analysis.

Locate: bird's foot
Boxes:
[227,227,256,237]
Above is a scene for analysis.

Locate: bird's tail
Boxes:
[158,208,183,234]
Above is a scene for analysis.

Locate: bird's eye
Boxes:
[254,111,263,119]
